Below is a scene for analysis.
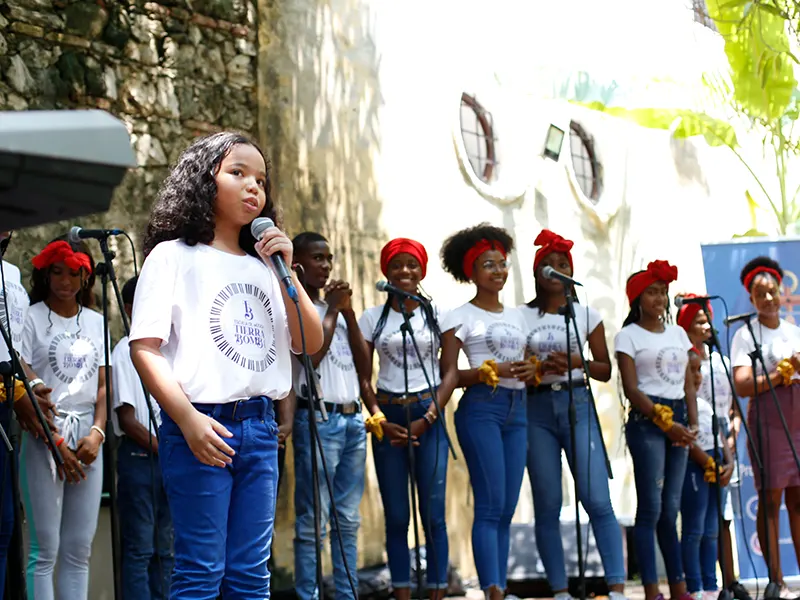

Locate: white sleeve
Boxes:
[20,310,34,364]
[130,243,178,344]
[111,342,128,410]
[358,309,376,343]
[614,328,635,359]
[678,327,693,352]
[440,305,462,335]
[730,327,754,368]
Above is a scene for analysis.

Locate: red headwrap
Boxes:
[626,260,678,304]
[31,241,93,274]
[380,238,428,279]
[463,239,507,279]
[676,293,714,332]
[533,229,574,272]
[743,266,782,292]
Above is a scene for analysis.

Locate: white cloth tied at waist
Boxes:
[56,409,94,450]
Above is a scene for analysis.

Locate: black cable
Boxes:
[122,232,139,277]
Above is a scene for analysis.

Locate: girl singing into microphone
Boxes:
[358,238,450,600]
[615,261,697,600]
[129,131,323,599]
[730,257,800,597]
[20,237,105,600]
[521,230,625,600]
[438,224,537,600]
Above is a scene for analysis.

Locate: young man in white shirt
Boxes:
[291,232,371,600]
[113,276,174,599]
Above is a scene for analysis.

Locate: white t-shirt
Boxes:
[442,303,528,390]
[111,336,160,437]
[614,324,692,400]
[0,261,29,362]
[21,302,108,448]
[520,303,602,384]
[730,319,800,382]
[129,240,293,404]
[696,396,724,452]
[294,301,360,404]
[358,303,442,394]
[699,351,733,424]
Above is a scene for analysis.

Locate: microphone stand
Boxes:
[742,315,796,600]
[558,292,612,600]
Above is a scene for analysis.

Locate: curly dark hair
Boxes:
[143,131,277,257]
[440,223,514,283]
[740,255,783,290]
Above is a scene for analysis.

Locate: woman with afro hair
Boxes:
[129,131,323,598]
[438,223,537,600]
[730,256,800,597]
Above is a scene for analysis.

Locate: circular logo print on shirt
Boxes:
[655,346,686,386]
[48,332,100,384]
[209,283,277,372]
[486,321,525,362]
[380,327,434,371]
[526,323,579,357]
[0,280,27,346]
[328,322,355,371]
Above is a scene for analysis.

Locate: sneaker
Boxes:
[609,591,629,600]
[702,591,720,600]
[779,584,800,600]
[727,581,753,600]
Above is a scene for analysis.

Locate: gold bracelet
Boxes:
[777,358,795,386]
[477,360,500,390]
[704,456,718,483]
[651,403,674,432]
[528,356,543,387]
[365,411,387,441]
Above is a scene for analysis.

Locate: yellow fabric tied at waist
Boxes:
[365,411,387,441]
[651,403,674,432]
[477,360,500,390]
[0,379,27,403]
[777,358,795,386]
[704,456,718,483]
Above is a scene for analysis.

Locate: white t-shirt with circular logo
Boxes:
[699,351,733,425]
[614,323,692,400]
[21,302,107,447]
[730,319,800,382]
[519,303,602,385]
[696,395,725,452]
[0,261,29,362]
[129,240,293,404]
[358,303,442,394]
[442,303,528,390]
[293,301,360,404]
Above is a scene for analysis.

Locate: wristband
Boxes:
[704,456,718,483]
[777,358,795,386]
[477,360,500,390]
[29,378,45,390]
[55,436,65,448]
[651,403,674,432]
[528,356,543,387]
[365,411,387,441]
[91,425,106,443]
[423,411,437,426]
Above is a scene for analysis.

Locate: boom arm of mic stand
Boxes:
[564,295,612,479]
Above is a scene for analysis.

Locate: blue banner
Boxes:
[701,238,800,581]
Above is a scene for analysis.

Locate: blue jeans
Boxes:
[625,397,689,586]
[159,397,279,599]
[0,402,13,595]
[294,408,367,600]
[681,449,721,593]
[455,384,527,590]
[118,436,174,599]
[527,388,625,589]
[372,391,449,589]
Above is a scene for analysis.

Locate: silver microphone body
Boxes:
[68,225,124,243]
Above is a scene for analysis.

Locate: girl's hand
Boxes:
[550,351,580,372]
[512,361,539,383]
[179,410,235,467]
[277,422,292,449]
[75,429,103,465]
[666,423,696,447]
[383,422,419,447]
[719,463,734,487]
[255,226,293,270]
[409,418,428,441]
[58,446,86,483]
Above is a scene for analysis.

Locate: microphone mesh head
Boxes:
[376,281,387,292]
[250,217,274,240]
[68,226,81,244]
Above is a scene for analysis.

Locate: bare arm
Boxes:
[117,404,158,453]
[343,310,372,381]
[684,359,698,429]
[282,273,324,355]
[435,330,462,417]
[309,303,340,369]
[733,363,783,398]
[617,352,656,417]
[586,323,612,382]
[94,366,108,431]
[358,341,381,416]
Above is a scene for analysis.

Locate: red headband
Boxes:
[380,238,428,279]
[31,241,93,274]
[533,229,574,272]
[626,260,678,304]
[463,239,507,279]
[743,266,782,292]
[676,293,713,332]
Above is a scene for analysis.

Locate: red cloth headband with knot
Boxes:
[380,238,428,279]
[626,260,678,304]
[31,241,93,274]
[463,239,507,279]
[676,293,714,332]
[533,229,574,272]
[743,266,782,292]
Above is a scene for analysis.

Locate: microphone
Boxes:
[376,281,426,303]
[674,295,720,308]
[68,226,124,243]
[250,217,299,302]
[542,265,583,287]
[724,312,757,327]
